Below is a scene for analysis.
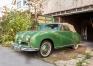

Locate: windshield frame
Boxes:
[38,24,60,31]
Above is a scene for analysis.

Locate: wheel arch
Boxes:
[40,38,54,49]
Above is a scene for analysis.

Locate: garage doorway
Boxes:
[54,12,93,42]
[87,18,93,41]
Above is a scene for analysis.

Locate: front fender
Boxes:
[30,31,60,49]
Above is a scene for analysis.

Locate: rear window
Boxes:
[63,25,70,31]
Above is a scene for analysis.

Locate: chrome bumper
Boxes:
[12,43,38,51]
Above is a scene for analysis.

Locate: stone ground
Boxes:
[0,41,93,66]
[81,41,93,66]
[43,41,93,66]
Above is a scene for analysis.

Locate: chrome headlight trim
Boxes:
[18,39,22,44]
[26,35,30,41]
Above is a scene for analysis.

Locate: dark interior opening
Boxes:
[87,23,93,41]
[55,12,93,41]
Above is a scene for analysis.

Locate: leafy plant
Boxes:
[85,53,92,59]
[0,11,33,46]
[76,53,92,66]
[76,60,83,66]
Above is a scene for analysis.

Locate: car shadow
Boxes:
[14,45,84,59]
[14,47,73,58]
[16,51,39,58]
[14,51,42,64]
[53,46,73,53]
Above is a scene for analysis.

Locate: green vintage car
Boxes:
[12,23,81,57]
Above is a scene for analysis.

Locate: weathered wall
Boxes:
[43,0,93,14]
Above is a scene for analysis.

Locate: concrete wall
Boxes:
[43,0,93,14]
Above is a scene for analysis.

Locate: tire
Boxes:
[73,44,79,50]
[39,40,53,57]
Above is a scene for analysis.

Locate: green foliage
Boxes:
[76,53,92,66]
[85,53,92,59]
[76,58,88,66]
[76,60,83,66]
[0,11,33,46]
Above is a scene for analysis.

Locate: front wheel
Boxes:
[39,40,53,57]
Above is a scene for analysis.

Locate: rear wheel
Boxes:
[39,40,53,57]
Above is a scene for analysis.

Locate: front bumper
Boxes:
[12,43,39,51]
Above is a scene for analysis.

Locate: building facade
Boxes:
[12,0,35,13]
[12,0,53,23]
[43,0,93,15]
[43,0,93,41]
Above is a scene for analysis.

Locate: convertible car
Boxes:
[12,23,81,57]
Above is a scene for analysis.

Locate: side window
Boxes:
[23,0,26,6]
[17,1,21,8]
[63,25,70,31]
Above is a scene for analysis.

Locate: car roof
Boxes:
[39,23,69,25]
[39,23,73,26]
[62,23,76,32]
[39,23,76,32]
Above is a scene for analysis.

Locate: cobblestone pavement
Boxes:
[81,41,93,66]
[55,41,93,66]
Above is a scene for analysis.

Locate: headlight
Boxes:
[26,35,30,41]
[18,39,21,44]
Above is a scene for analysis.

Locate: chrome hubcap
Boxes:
[40,42,51,57]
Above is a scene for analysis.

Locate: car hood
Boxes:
[19,31,37,36]
[15,30,57,43]
[15,31,38,42]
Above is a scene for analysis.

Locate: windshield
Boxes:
[39,24,59,31]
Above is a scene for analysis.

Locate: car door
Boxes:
[59,24,73,47]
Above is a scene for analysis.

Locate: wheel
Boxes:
[39,40,53,57]
[73,44,79,50]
